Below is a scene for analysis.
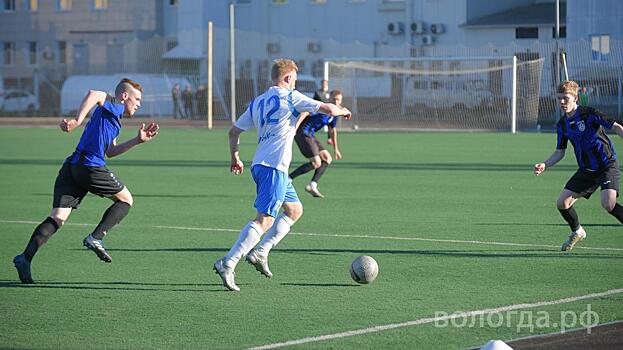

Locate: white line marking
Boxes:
[2,219,623,252]
[246,288,623,350]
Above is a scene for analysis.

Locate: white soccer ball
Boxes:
[349,256,379,284]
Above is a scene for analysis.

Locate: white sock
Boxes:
[224,221,263,268]
[310,181,318,188]
[255,214,294,257]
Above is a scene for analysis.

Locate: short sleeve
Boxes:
[234,100,254,131]
[591,108,615,129]
[289,90,322,114]
[328,116,337,128]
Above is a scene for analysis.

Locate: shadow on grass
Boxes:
[94,247,623,260]
[0,158,578,172]
[280,282,359,288]
[476,222,622,228]
[0,280,225,292]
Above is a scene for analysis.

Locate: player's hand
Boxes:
[138,122,159,143]
[231,159,244,175]
[335,149,342,160]
[341,107,352,120]
[60,118,79,132]
[534,163,546,176]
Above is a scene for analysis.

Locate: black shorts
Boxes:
[565,162,620,199]
[53,162,125,209]
[294,131,325,158]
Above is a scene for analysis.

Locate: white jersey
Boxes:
[235,86,322,173]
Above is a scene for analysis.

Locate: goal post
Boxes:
[324,56,544,132]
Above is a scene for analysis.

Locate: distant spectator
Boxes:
[171,83,183,119]
[313,79,330,103]
[196,85,208,118]
[182,85,194,119]
[579,86,589,106]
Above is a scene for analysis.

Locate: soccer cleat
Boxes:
[213,259,240,292]
[13,254,34,284]
[561,228,587,251]
[83,234,112,262]
[245,250,273,278]
[305,183,325,198]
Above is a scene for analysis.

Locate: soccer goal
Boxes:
[324,56,544,133]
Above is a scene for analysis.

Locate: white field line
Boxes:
[246,288,623,350]
[2,219,623,252]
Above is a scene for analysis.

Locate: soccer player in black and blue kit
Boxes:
[290,90,346,198]
[12,78,159,283]
[535,80,623,251]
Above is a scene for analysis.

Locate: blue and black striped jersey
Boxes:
[556,106,617,171]
[299,113,337,137]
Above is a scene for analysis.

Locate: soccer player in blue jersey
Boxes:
[214,59,351,291]
[534,80,623,251]
[12,78,159,283]
[289,90,346,198]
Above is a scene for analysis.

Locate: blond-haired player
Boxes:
[214,59,351,291]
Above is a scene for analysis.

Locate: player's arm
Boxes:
[105,123,159,158]
[60,90,108,132]
[295,111,310,130]
[318,103,351,119]
[611,122,623,139]
[534,149,565,176]
[229,126,245,175]
[329,126,342,160]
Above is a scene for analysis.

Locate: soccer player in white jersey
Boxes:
[214,59,351,291]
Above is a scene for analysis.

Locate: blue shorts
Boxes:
[252,165,299,217]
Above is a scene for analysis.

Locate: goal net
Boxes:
[324,57,545,132]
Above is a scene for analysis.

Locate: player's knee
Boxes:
[601,200,616,212]
[284,204,303,221]
[311,160,322,169]
[556,197,572,209]
[50,216,66,227]
[115,189,134,206]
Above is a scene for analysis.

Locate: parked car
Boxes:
[1,89,40,114]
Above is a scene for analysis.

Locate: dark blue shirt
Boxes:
[556,106,617,171]
[299,112,337,137]
[66,100,124,167]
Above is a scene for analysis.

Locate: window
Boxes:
[515,27,538,39]
[57,41,66,64]
[93,0,108,9]
[591,34,610,61]
[169,0,179,5]
[27,0,38,11]
[57,0,71,10]
[3,42,15,65]
[28,41,37,65]
[552,26,566,38]
[3,0,16,11]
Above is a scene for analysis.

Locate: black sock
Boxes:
[558,207,580,231]
[23,217,60,262]
[289,162,315,180]
[311,161,329,183]
[608,203,623,224]
[91,201,131,240]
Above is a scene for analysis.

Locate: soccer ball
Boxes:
[349,256,379,284]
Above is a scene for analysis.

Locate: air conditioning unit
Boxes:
[410,21,425,34]
[266,42,280,54]
[430,23,445,34]
[422,35,435,46]
[387,21,405,35]
[307,41,321,53]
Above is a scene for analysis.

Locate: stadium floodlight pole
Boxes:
[229,2,236,123]
[208,21,213,129]
[511,55,517,134]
